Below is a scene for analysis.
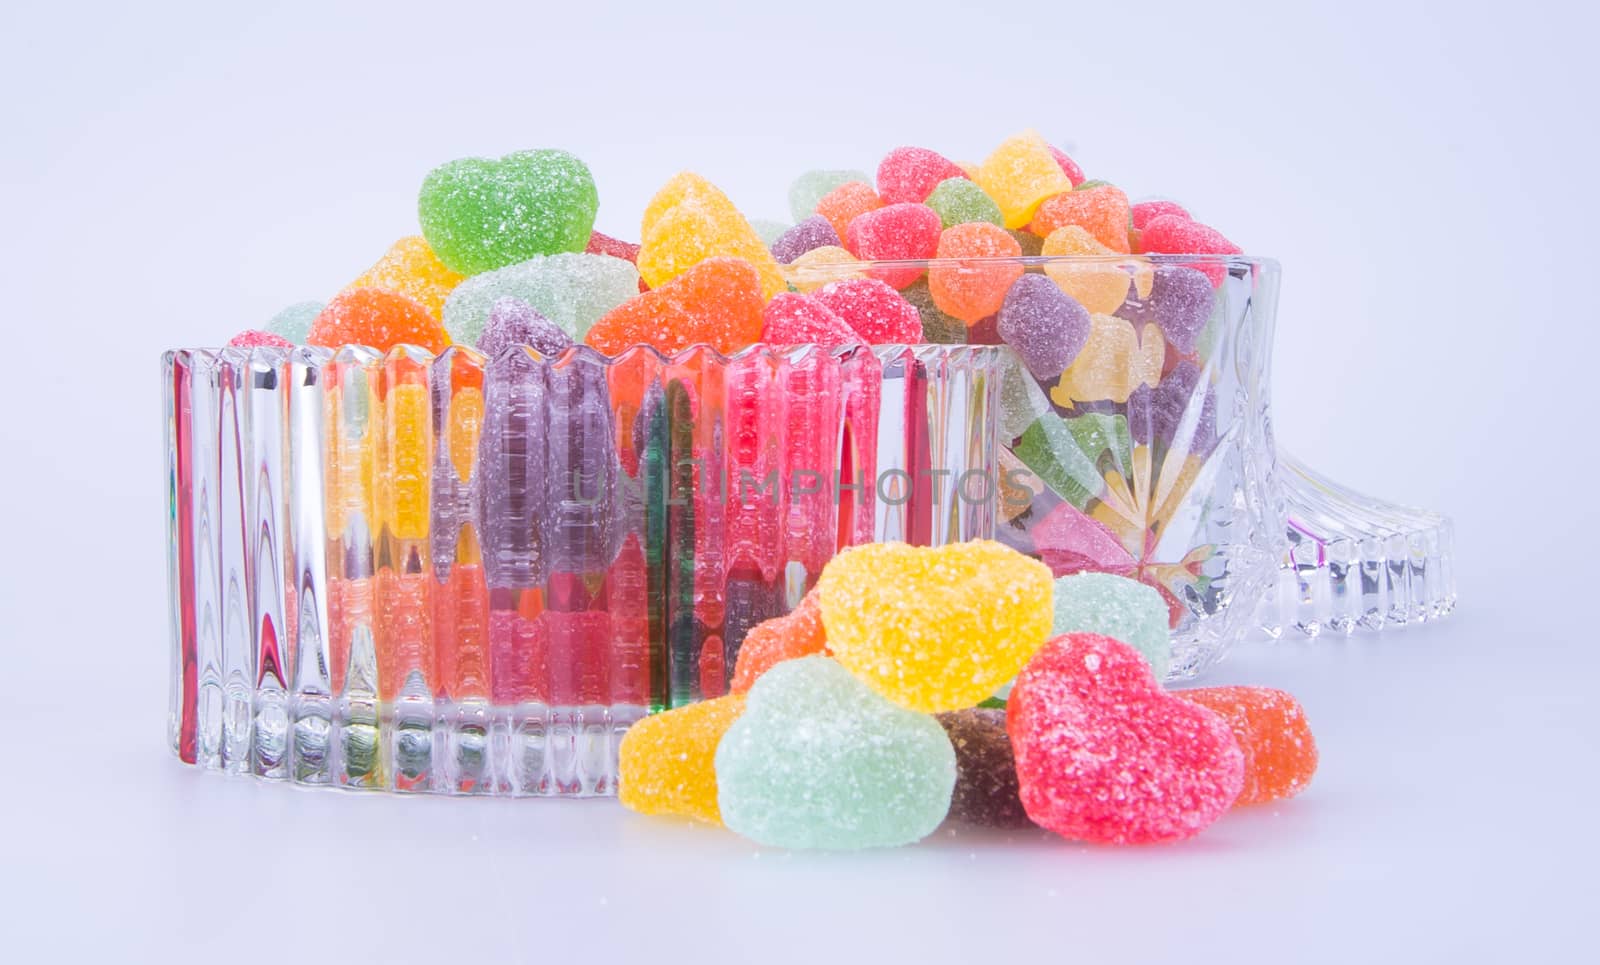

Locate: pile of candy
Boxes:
[619,541,1316,849]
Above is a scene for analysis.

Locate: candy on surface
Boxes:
[813,278,922,345]
[770,215,842,265]
[844,203,942,288]
[760,292,860,347]
[1125,359,1217,452]
[1174,686,1318,806]
[788,168,873,223]
[418,149,599,275]
[975,130,1075,230]
[935,708,1033,829]
[1048,145,1087,187]
[1030,184,1133,253]
[996,274,1092,381]
[714,656,956,849]
[783,245,866,293]
[265,300,324,343]
[347,235,464,320]
[1132,200,1191,230]
[816,541,1054,713]
[1116,265,1215,354]
[585,257,765,356]
[1052,572,1171,679]
[900,279,967,344]
[924,177,1004,229]
[1040,225,1134,315]
[227,329,294,348]
[1139,215,1242,286]
[476,296,574,358]
[730,590,829,693]
[1051,313,1165,405]
[637,173,788,300]
[442,252,641,345]
[875,146,968,206]
[749,218,791,247]
[1007,632,1245,844]
[618,694,747,825]
[927,222,1024,323]
[813,181,884,243]
[308,288,451,353]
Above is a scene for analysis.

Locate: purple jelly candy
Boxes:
[1127,359,1216,452]
[770,215,842,265]
[1118,267,1214,354]
[477,296,575,358]
[996,275,1091,380]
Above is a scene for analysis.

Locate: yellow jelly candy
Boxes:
[817,541,1054,713]
[783,245,866,293]
[1051,313,1165,405]
[380,378,432,541]
[1041,225,1134,315]
[618,694,747,825]
[975,130,1074,230]
[347,236,464,321]
[637,173,788,300]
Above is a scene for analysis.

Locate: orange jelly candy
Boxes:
[1175,686,1318,806]
[308,288,451,353]
[730,590,828,694]
[813,181,884,242]
[927,222,1024,323]
[584,257,765,356]
[1030,184,1133,253]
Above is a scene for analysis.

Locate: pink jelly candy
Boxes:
[814,278,923,345]
[1007,632,1245,844]
[761,292,860,347]
[1138,215,1241,285]
[228,329,295,348]
[1048,145,1086,187]
[1131,200,1190,230]
[876,146,968,206]
[844,203,942,289]
[585,230,648,292]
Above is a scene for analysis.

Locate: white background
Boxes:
[2,0,1595,961]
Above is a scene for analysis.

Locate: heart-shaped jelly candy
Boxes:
[418,149,599,276]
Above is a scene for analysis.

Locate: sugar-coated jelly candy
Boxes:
[925,177,1004,229]
[1040,225,1133,315]
[749,218,790,247]
[228,329,294,348]
[586,257,765,355]
[813,278,922,345]
[770,215,841,265]
[813,181,884,243]
[308,288,451,353]
[1126,359,1217,452]
[876,146,967,206]
[1131,200,1190,230]
[1139,215,1241,285]
[927,222,1024,324]
[442,252,641,346]
[1030,184,1133,253]
[844,203,942,288]
[476,297,574,358]
[265,300,323,343]
[1174,686,1317,806]
[715,656,956,850]
[418,149,599,275]
[817,541,1053,713]
[784,245,866,293]
[935,708,1033,829]
[996,274,1092,380]
[637,173,787,300]
[900,279,966,344]
[788,168,872,223]
[760,292,859,347]
[730,590,829,693]
[975,130,1074,230]
[1051,313,1164,405]
[1048,144,1086,187]
[347,235,464,320]
[585,230,648,291]
[1009,229,1043,256]
[1008,633,1245,844]
[619,694,747,825]
[1052,572,1171,679]
[1117,265,1215,353]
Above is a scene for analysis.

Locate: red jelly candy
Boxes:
[730,590,828,694]
[761,292,860,347]
[228,329,294,348]
[1139,214,1241,285]
[813,181,884,243]
[1048,145,1086,187]
[814,278,922,345]
[876,146,968,206]
[1007,632,1245,844]
[1131,200,1190,230]
[1029,184,1132,253]
[844,203,942,289]
[585,257,764,355]
[586,230,649,291]
[308,288,451,353]
[1175,686,1318,806]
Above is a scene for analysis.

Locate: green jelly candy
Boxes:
[787,169,872,223]
[1014,413,1103,507]
[901,279,966,344]
[265,300,323,343]
[1052,572,1171,678]
[442,252,639,345]
[419,149,599,276]
[1008,229,1043,256]
[748,218,791,247]
[1067,411,1132,472]
[1075,179,1111,191]
[715,656,955,850]
[925,177,1003,229]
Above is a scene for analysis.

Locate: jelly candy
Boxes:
[1052,572,1171,679]
[924,177,1004,229]
[813,181,884,242]
[715,656,956,849]
[813,278,922,345]
[975,130,1074,230]
[1131,200,1190,230]
[347,235,463,320]
[1139,215,1241,285]
[442,252,641,345]
[783,245,865,293]
[927,222,1024,323]
[770,215,840,265]
[1117,265,1214,353]
[586,257,765,355]
[1048,145,1086,187]
[1040,225,1134,315]
[637,173,787,299]
[900,279,967,344]
[1007,633,1245,844]
[996,274,1092,380]
[476,296,574,358]
[1030,184,1133,253]
[967,314,1001,344]
[816,541,1053,713]
[875,146,967,205]
[1051,313,1164,405]
[1175,686,1318,806]
[730,590,828,693]
[585,230,648,291]
[1126,359,1216,452]
[788,168,872,223]
[935,708,1032,829]
[761,292,859,347]
[265,301,324,343]
[1009,229,1043,257]
[418,149,599,275]
[844,203,942,288]
[749,218,790,247]
[618,694,747,825]
[228,329,294,348]
[308,288,451,353]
